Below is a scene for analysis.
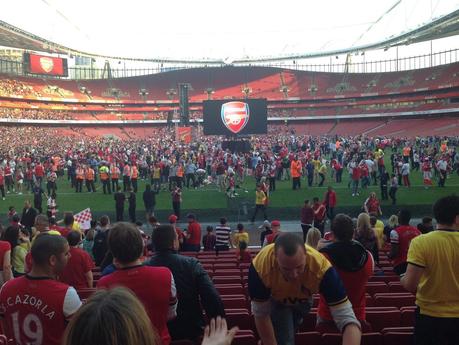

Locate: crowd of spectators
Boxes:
[0,192,457,345]
[0,108,74,120]
[0,79,42,98]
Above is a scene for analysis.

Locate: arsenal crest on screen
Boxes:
[221,101,250,134]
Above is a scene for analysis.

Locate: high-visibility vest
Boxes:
[110,166,120,179]
[123,165,131,177]
[152,167,161,179]
[100,167,109,180]
[131,166,138,179]
[176,166,184,178]
[76,168,85,180]
[85,168,95,181]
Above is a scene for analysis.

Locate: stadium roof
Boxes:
[1,0,459,63]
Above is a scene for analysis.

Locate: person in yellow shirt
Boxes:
[370,214,385,249]
[401,195,459,345]
[318,161,327,187]
[232,223,249,248]
[248,233,361,345]
[251,184,267,223]
[312,158,321,185]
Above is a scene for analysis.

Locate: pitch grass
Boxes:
[1,162,458,220]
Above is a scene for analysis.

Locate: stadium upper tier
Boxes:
[1,63,459,103]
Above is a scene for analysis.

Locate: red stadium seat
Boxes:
[201,263,213,271]
[76,288,96,300]
[388,281,408,293]
[233,330,257,345]
[366,306,398,311]
[213,276,242,285]
[225,311,255,332]
[215,284,246,296]
[295,332,321,345]
[383,332,414,345]
[366,282,389,295]
[221,295,248,309]
[214,263,238,270]
[298,312,317,332]
[180,251,197,257]
[369,276,400,283]
[239,263,251,270]
[400,307,416,327]
[213,269,241,277]
[374,293,416,308]
[366,310,401,332]
[381,327,414,334]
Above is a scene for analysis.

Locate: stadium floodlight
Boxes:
[279,86,289,93]
[241,86,252,97]
[205,88,215,100]
[166,88,177,100]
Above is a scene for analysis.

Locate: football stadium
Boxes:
[0,1,458,344]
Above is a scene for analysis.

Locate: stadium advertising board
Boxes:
[24,53,68,77]
[203,99,267,135]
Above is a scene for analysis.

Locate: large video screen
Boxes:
[23,53,68,77]
[203,99,267,135]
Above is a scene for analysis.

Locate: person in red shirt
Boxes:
[184,214,201,252]
[171,187,182,220]
[301,199,315,242]
[263,220,282,246]
[317,214,374,333]
[97,222,177,345]
[363,192,382,216]
[59,231,94,289]
[313,197,327,235]
[0,239,12,285]
[324,186,337,220]
[34,162,45,187]
[389,209,421,275]
[0,233,82,345]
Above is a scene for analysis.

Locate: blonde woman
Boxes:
[306,227,322,249]
[355,213,379,263]
[63,287,237,345]
[384,214,399,242]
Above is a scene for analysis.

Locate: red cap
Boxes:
[271,220,281,227]
[168,215,178,223]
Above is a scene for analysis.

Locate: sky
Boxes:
[1,0,459,61]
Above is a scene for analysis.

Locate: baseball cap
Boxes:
[271,220,281,227]
[186,213,195,220]
[168,215,178,223]
[258,220,271,229]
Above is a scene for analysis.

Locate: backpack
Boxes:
[93,229,109,266]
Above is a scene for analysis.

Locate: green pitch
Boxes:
[1,162,458,222]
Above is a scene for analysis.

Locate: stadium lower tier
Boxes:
[1,116,457,140]
[0,99,458,121]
